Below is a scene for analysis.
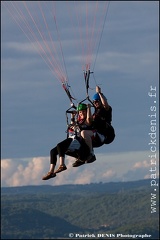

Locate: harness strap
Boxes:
[62,82,76,104]
[84,70,90,96]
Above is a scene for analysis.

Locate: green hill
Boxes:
[1,180,159,239]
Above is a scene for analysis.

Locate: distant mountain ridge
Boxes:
[1,178,159,239]
[1,179,152,194]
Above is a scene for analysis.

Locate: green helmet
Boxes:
[77,103,87,111]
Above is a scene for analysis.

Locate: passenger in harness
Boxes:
[68,103,96,163]
[42,103,95,180]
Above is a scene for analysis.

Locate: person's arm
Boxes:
[96,86,110,111]
[86,104,93,125]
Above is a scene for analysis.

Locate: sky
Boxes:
[1,1,159,187]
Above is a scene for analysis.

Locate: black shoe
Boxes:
[85,154,96,163]
[72,159,85,167]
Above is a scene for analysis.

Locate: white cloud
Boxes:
[96,51,158,76]
[1,157,48,187]
[1,159,18,179]
[1,150,158,187]
[102,169,116,180]
[5,42,36,53]
[122,157,159,182]
[133,160,150,169]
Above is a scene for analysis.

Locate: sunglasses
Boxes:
[93,100,100,103]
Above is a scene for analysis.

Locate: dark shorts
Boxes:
[92,125,115,147]
[104,125,115,144]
